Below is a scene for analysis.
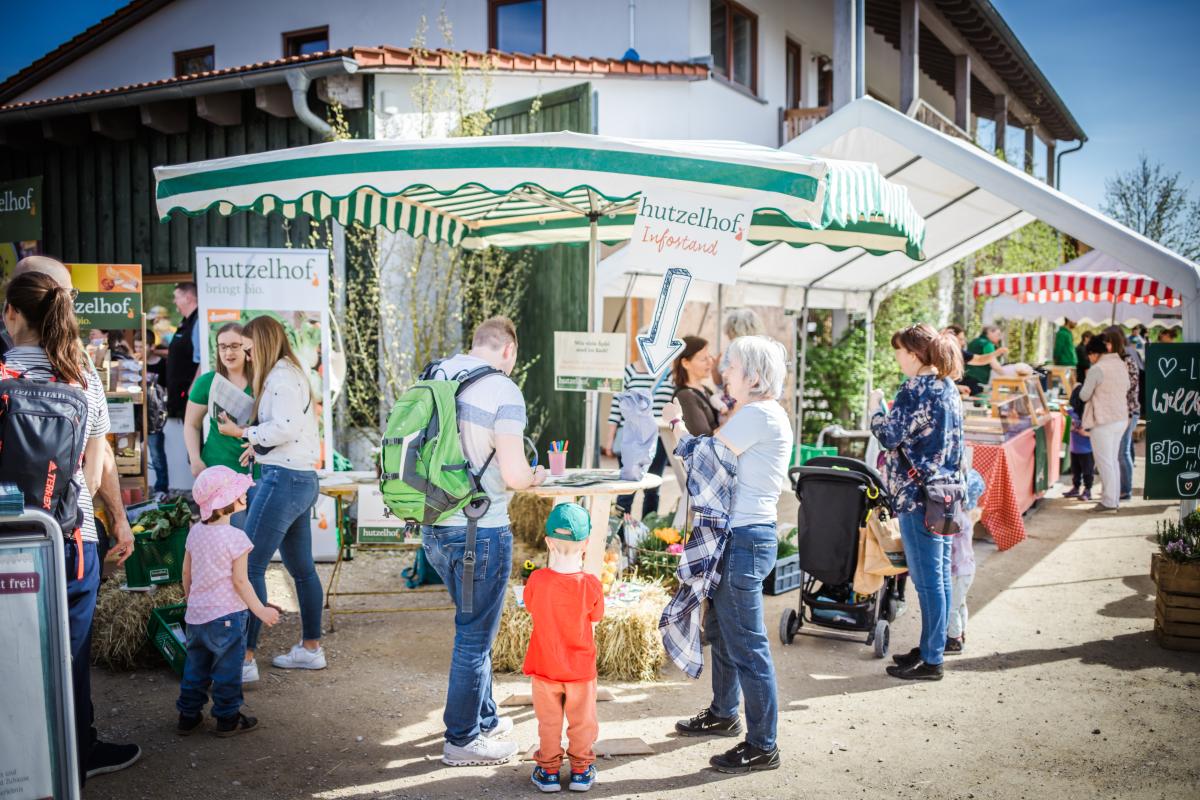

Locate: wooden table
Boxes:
[526,469,664,576]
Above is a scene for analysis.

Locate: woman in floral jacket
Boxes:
[869,324,965,681]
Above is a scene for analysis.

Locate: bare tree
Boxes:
[1102,153,1200,260]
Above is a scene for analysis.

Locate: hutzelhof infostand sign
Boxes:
[0,506,80,800]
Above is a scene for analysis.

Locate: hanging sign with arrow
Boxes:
[638,267,692,375]
[623,188,753,285]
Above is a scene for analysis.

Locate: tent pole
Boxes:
[794,302,809,465]
[863,295,876,428]
[716,284,724,354]
[585,217,600,469]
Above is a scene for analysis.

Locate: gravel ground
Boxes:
[85,460,1199,800]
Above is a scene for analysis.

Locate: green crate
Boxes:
[125,500,190,588]
[797,444,838,465]
[148,603,188,676]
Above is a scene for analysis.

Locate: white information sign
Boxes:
[356,484,419,544]
[623,189,752,285]
[554,332,628,392]
[107,396,136,434]
[195,247,333,470]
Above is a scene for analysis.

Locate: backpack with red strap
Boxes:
[0,357,89,540]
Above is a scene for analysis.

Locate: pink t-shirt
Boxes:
[184,522,254,625]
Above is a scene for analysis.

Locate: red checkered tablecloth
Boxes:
[970,415,1063,550]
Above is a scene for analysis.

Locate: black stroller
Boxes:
[779,456,906,658]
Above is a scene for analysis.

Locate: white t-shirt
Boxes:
[717,400,793,528]
[430,354,527,529]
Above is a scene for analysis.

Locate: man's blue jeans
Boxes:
[422,524,513,747]
[1119,413,1139,497]
[64,540,99,784]
[898,510,952,666]
[147,431,168,493]
[705,523,779,752]
[245,465,322,650]
[177,610,249,720]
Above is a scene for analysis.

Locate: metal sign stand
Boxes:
[0,506,80,800]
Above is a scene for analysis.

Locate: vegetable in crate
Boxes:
[132,502,192,540]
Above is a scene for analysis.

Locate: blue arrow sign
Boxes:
[638,267,692,375]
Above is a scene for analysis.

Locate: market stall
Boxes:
[968,413,1064,550]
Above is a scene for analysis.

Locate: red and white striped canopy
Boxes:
[973,270,1181,307]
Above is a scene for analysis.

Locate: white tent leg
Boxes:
[794,305,809,465]
[863,300,876,428]
[584,218,600,469]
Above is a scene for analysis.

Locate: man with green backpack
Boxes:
[383,316,546,766]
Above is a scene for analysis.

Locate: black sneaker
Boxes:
[944,637,964,654]
[886,660,944,681]
[177,713,204,735]
[214,713,259,737]
[85,741,141,778]
[675,709,743,738]
[891,647,921,667]
[709,741,781,774]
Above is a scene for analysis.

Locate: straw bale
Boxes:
[91,575,186,670]
[509,492,553,545]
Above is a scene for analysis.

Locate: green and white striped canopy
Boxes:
[155,131,925,258]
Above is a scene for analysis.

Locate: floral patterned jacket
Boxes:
[870,374,965,514]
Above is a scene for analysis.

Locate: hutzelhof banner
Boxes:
[65,263,143,330]
[195,247,333,470]
[0,177,43,281]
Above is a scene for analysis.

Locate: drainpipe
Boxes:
[623,0,640,61]
[286,67,332,138]
[1054,139,1085,190]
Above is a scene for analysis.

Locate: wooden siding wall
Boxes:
[0,92,368,274]
[488,83,593,458]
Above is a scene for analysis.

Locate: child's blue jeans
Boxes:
[177,610,249,720]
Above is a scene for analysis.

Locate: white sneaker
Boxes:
[482,716,513,739]
[442,736,519,766]
[271,643,327,670]
[242,659,259,684]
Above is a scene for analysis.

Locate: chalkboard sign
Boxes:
[1145,343,1200,500]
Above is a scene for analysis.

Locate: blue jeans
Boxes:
[148,431,168,493]
[898,510,953,666]
[177,611,249,719]
[244,465,322,650]
[706,523,779,752]
[422,524,513,746]
[1119,413,1139,497]
[64,540,99,784]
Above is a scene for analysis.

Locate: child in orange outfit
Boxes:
[524,503,604,793]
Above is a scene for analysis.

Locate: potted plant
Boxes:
[635,525,687,584]
[1152,510,1200,651]
[765,527,801,595]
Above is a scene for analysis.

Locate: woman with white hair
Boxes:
[663,334,793,774]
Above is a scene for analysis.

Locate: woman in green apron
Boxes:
[184,322,253,475]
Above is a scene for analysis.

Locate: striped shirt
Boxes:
[608,364,675,426]
[431,354,527,529]
[3,346,110,542]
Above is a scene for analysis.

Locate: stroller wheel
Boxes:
[872,620,890,658]
[885,595,901,622]
[779,608,799,645]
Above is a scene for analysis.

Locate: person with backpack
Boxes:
[215,315,323,682]
[1,268,140,783]
[415,317,547,766]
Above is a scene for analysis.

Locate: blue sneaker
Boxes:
[568,765,596,792]
[531,766,561,793]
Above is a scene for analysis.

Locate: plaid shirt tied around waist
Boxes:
[659,434,738,679]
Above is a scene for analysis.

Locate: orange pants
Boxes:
[531,676,598,773]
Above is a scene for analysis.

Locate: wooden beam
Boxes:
[195,92,242,126]
[254,84,295,119]
[139,100,189,134]
[832,0,857,111]
[899,0,919,113]
[317,73,364,110]
[917,0,1034,125]
[1046,141,1056,187]
[41,116,91,145]
[0,123,43,152]
[993,92,1008,158]
[954,53,971,132]
[1024,125,1035,172]
[90,108,138,140]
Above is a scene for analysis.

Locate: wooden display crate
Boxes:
[1152,553,1200,652]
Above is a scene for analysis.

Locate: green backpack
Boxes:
[379,361,501,612]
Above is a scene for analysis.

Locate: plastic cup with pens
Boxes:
[548,440,569,477]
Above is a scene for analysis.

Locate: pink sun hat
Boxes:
[192,465,254,521]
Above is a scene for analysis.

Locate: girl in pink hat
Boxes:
[176,466,280,736]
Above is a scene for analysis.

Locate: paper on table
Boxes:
[208,373,254,427]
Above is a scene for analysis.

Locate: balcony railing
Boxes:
[910,99,973,143]
[781,106,830,144]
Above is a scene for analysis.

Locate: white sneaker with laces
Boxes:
[242,659,259,684]
[271,643,327,670]
[482,716,513,739]
[442,736,519,766]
